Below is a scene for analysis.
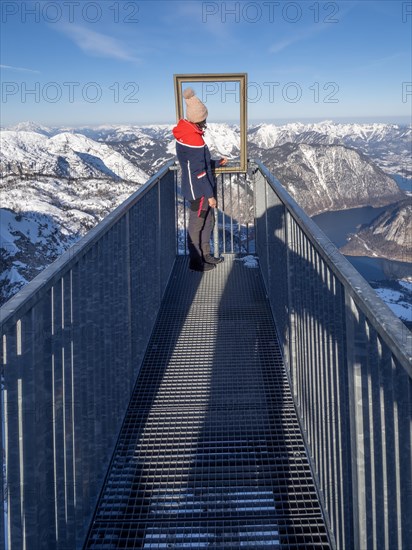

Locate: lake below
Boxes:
[393,174,412,193]
[312,205,412,282]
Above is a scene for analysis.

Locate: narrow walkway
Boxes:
[85,255,331,549]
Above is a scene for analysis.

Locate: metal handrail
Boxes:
[0,160,176,332]
[1,161,177,550]
[252,159,411,550]
[254,159,411,374]
[1,157,410,550]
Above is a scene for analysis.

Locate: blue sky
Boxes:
[1,0,411,126]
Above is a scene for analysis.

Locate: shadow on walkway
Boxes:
[84,254,330,548]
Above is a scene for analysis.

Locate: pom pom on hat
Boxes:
[183,87,208,123]
[183,87,195,100]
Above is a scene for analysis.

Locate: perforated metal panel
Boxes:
[84,255,331,549]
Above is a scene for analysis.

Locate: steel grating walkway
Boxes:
[85,255,331,549]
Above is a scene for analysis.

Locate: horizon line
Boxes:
[3,116,412,129]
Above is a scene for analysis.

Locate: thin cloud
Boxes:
[57,24,140,63]
[355,52,407,71]
[269,1,356,54]
[0,64,40,74]
[269,23,331,54]
[269,37,299,54]
[165,1,234,42]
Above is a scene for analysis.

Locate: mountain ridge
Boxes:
[1,120,410,306]
[253,141,405,216]
[5,119,411,177]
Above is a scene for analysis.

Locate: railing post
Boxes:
[213,208,219,258]
[252,164,268,282]
[125,210,133,395]
[286,213,296,393]
[345,293,366,549]
[1,335,5,548]
[157,177,162,303]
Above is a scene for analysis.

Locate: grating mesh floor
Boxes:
[84,255,331,549]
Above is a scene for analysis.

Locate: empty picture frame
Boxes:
[173,73,248,173]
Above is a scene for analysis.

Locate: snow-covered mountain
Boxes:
[1,120,410,307]
[340,200,412,263]
[249,122,339,148]
[248,121,412,178]
[249,120,410,147]
[1,130,148,181]
[256,142,405,216]
[6,120,409,178]
[1,130,148,303]
[5,121,54,136]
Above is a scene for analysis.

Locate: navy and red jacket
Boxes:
[172,119,216,202]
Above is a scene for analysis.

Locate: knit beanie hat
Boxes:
[183,87,208,123]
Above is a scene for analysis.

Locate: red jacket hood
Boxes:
[172,119,205,146]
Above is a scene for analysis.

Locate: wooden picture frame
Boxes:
[173,73,248,173]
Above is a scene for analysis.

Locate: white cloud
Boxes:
[57,24,140,63]
[355,52,406,71]
[269,23,331,54]
[163,1,235,42]
[0,64,40,74]
[268,1,356,55]
[269,37,298,54]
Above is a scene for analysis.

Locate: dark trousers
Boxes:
[187,202,215,263]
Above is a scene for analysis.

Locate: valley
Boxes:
[1,120,410,324]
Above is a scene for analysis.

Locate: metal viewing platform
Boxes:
[1,160,411,550]
[84,254,331,548]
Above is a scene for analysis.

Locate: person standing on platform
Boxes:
[173,87,227,272]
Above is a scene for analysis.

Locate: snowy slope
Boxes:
[257,142,405,215]
[0,207,79,301]
[1,120,411,309]
[0,130,149,304]
[202,123,240,158]
[1,130,148,181]
[371,281,412,327]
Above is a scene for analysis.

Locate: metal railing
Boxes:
[1,158,411,550]
[0,161,177,549]
[252,160,412,550]
[176,169,255,256]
